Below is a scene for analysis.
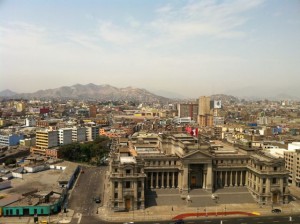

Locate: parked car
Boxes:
[174,219,184,224]
[272,208,282,213]
[94,196,101,203]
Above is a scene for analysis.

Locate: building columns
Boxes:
[182,165,189,193]
[172,172,175,188]
[167,172,170,188]
[220,171,223,187]
[206,163,212,191]
[151,172,154,189]
[240,171,243,186]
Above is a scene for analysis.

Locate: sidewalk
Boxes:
[97,200,300,223]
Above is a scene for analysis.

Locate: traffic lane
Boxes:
[132,214,300,224]
[71,214,300,224]
[68,166,107,215]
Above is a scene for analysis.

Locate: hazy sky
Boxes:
[1,0,300,98]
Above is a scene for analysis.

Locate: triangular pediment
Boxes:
[182,149,212,161]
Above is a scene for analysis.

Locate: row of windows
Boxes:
[113,168,142,174]
[114,181,142,188]
[114,191,142,199]
[215,159,248,164]
[147,161,178,166]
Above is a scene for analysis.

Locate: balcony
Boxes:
[123,188,134,196]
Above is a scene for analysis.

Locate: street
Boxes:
[68,166,107,223]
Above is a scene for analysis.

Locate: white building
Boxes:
[173,117,194,124]
[58,128,73,146]
[285,142,300,187]
[86,126,99,141]
[72,126,86,142]
[25,117,36,127]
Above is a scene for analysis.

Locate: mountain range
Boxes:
[0,83,170,103]
[1,83,299,102]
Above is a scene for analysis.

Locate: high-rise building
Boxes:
[86,126,100,141]
[89,105,97,118]
[198,96,211,116]
[58,128,73,146]
[16,102,26,113]
[284,142,300,187]
[35,129,58,149]
[177,103,198,121]
[72,126,86,142]
[198,96,213,126]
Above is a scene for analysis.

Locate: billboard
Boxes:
[214,100,222,109]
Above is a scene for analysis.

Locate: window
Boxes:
[138,192,141,198]
[260,166,263,170]
[126,169,131,176]
[274,167,277,171]
[114,168,118,173]
[114,193,118,199]
[262,188,265,193]
[272,178,277,184]
[114,202,118,207]
[263,178,266,184]
[114,182,118,188]
[126,181,131,188]
[138,181,142,188]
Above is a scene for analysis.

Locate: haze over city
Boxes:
[1,0,300,98]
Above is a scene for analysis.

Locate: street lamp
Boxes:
[224,205,226,216]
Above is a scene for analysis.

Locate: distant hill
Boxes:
[210,94,239,103]
[11,83,170,103]
[225,86,300,101]
[0,89,17,97]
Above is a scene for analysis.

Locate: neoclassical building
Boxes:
[108,132,289,211]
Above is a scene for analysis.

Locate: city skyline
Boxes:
[1,0,300,98]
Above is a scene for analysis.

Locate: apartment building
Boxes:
[284,142,300,187]
[0,133,24,147]
[177,103,198,121]
[86,126,99,141]
[58,128,72,146]
[35,129,59,149]
[72,126,86,142]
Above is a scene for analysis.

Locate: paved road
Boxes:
[68,166,108,223]
[132,214,300,224]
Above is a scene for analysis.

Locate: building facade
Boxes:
[35,129,58,149]
[58,128,72,146]
[72,126,86,142]
[108,132,290,211]
[0,133,24,147]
